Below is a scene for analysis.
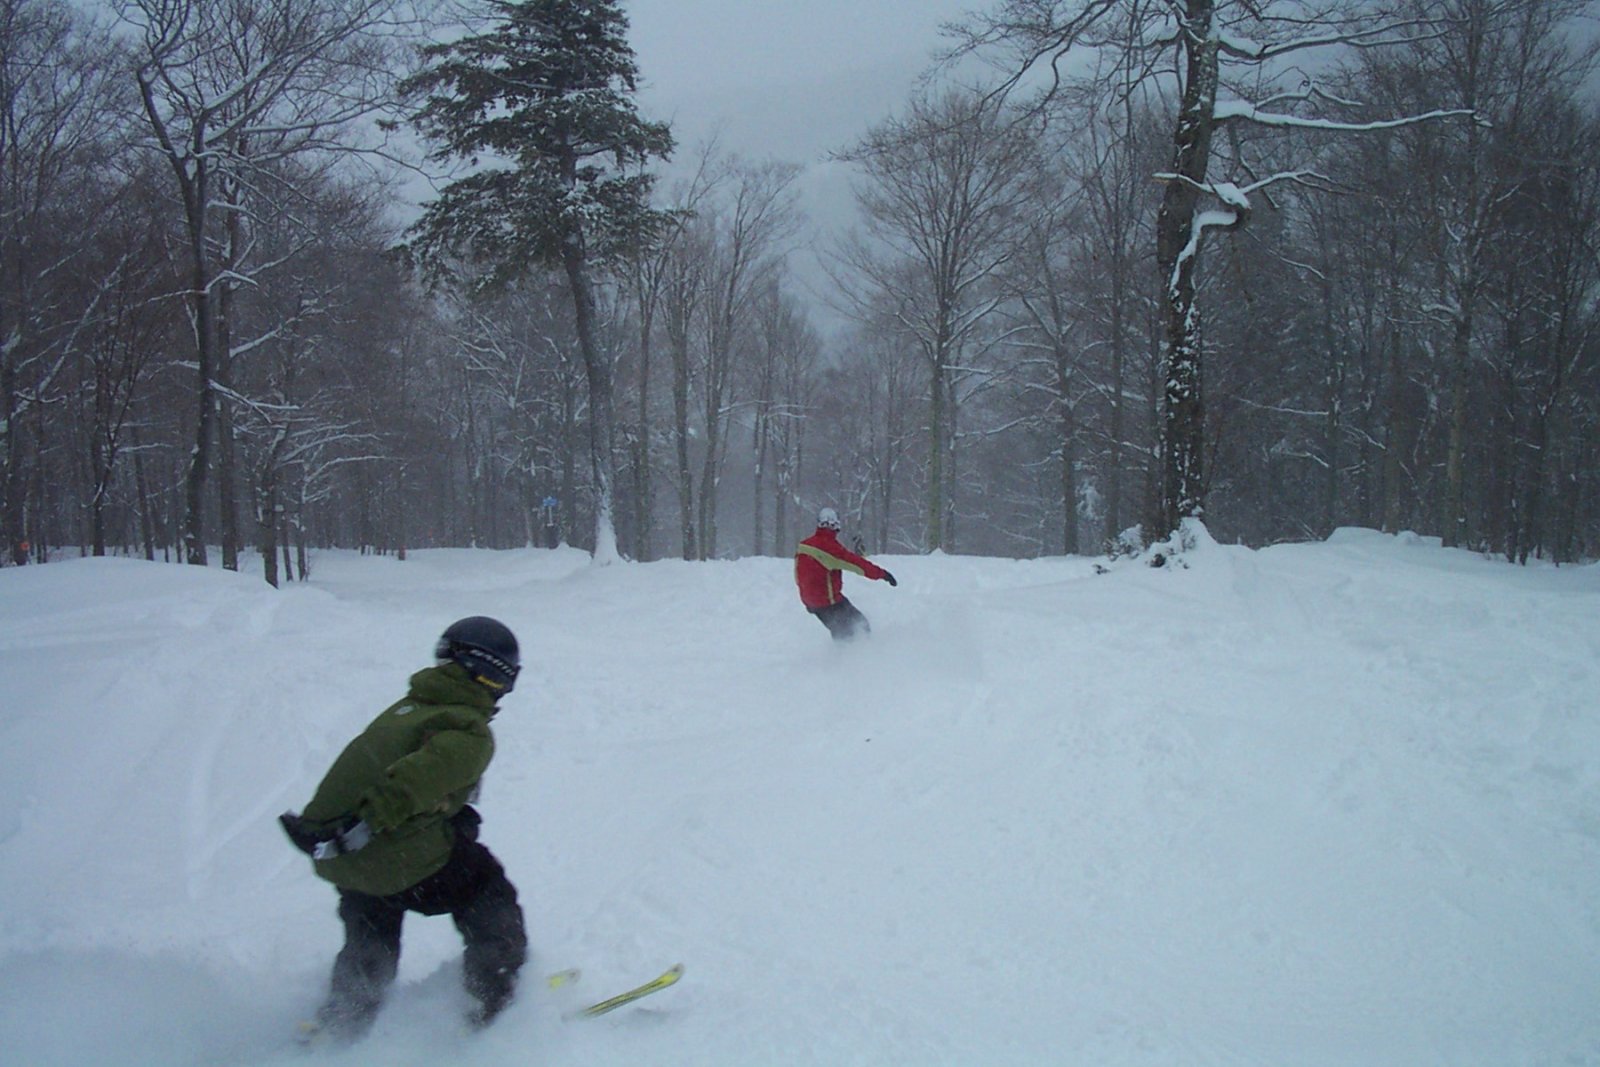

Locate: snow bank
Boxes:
[1,532,1596,1065]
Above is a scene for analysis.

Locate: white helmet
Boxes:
[817,507,841,531]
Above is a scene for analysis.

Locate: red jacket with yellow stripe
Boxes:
[794,527,888,609]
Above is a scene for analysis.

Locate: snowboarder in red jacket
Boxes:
[795,507,896,640]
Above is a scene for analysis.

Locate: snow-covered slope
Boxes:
[1,530,1596,1065]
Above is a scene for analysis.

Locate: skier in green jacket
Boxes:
[280,616,528,1040]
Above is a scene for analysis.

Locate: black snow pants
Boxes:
[809,597,871,641]
[318,823,527,1037]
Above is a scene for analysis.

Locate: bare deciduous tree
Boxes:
[838,88,1041,551]
[1,0,124,562]
[694,156,802,559]
[121,0,415,566]
[948,0,1472,543]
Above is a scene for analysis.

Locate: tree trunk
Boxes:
[294,500,309,581]
[1059,384,1079,556]
[1319,268,1344,537]
[1152,0,1220,540]
[1441,303,1475,547]
[697,363,724,560]
[281,508,295,581]
[0,276,20,562]
[927,348,948,552]
[1105,265,1127,546]
[561,232,619,564]
[752,402,769,555]
[669,315,696,561]
[216,197,243,571]
[776,414,795,556]
[634,306,655,561]
[1061,429,1079,555]
[182,197,215,566]
[132,423,156,561]
[90,365,110,556]
[561,372,578,547]
[258,469,280,588]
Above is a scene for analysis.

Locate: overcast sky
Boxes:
[627,1,979,163]
[622,1,984,328]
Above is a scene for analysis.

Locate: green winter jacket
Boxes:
[300,663,498,897]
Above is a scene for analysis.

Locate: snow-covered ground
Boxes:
[1,527,1596,1066]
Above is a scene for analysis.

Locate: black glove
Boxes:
[450,804,482,843]
[278,811,372,859]
[278,811,323,856]
[881,570,897,587]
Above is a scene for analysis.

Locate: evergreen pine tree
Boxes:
[401,0,674,561]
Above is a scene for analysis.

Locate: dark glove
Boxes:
[279,811,371,859]
[357,780,415,833]
[881,570,897,587]
[278,811,324,856]
[450,804,482,843]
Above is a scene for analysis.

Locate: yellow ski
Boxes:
[566,963,683,1019]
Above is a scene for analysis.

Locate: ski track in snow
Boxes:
[1,532,1598,1065]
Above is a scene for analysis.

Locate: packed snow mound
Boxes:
[1,532,1597,1066]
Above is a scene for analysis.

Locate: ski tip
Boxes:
[547,967,582,989]
[564,963,686,1021]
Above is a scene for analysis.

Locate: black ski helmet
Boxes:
[435,616,520,695]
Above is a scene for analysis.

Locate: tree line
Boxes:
[3,0,1596,582]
